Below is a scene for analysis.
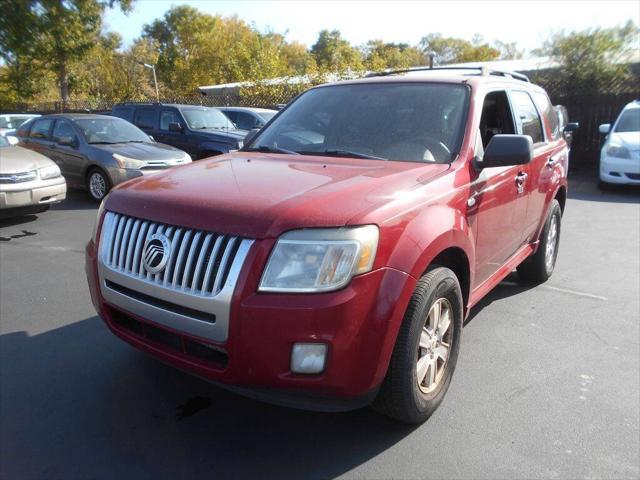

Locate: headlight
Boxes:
[606,144,631,159]
[113,153,145,169]
[259,225,379,293]
[39,164,61,180]
[180,151,192,163]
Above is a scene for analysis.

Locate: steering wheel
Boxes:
[381,135,451,162]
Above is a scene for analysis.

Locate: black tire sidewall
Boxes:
[402,268,463,420]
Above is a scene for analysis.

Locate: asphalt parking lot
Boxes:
[1,175,638,480]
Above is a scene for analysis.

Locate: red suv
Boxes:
[86,68,570,423]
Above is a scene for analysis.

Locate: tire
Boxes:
[517,199,562,283]
[373,266,463,424]
[86,168,111,202]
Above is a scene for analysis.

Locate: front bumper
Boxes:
[106,167,175,186]
[600,155,640,185]
[0,176,66,209]
[86,238,415,409]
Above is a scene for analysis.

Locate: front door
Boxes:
[49,119,86,186]
[472,90,530,287]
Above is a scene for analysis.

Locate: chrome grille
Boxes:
[100,211,250,297]
[0,170,37,183]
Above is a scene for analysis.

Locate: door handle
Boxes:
[547,154,560,168]
[515,171,528,184]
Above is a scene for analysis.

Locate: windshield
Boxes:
[258,112,276,122]
[247,83,469,163]
[0,136,9,147]
[615,109,640,133]
[76,117,151,144]
[181,107,235,130]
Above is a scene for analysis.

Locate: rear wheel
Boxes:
[373,267,463,424]
[86,168,111,202]
[517,199,562,283]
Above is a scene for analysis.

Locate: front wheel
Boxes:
[86,168,111,202]
[373,267,463,424]
[517,199,562,283]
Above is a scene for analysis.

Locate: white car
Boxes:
[599,101,640,187]
[0,113,40,137]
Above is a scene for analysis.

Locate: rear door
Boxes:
[472,90,530,287]
[133,108,157,136]
[50,119,86,185]
[510,90,563,243]
[25,118,56,157]
[156,108,191,153]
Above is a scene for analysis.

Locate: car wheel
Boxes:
[373,266,463,424]
[517,199,562,283]
[87,168,111,202]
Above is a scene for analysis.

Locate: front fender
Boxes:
[382,203,475,289]
[198,141,231,156]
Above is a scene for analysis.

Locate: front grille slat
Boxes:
[100,212,248,299]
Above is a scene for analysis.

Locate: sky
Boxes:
[104,0,640,52]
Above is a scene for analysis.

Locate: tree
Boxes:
[311,29,363,72]
[0,0,133,106]
[363,40,427,71]
[536,21,639,94]
[419,33,500,65]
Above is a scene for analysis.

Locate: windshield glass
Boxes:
[258,112,276,122]
[75,117,151,144]
[0,136,9,147]
[248,83,469,163]
[181,107,235,130]
[615,109,640,133]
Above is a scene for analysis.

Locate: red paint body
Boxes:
[86,75,568,406]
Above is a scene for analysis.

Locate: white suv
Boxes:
[599,100,640,187]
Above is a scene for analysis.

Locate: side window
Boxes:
[134,109,156,130]
[52,120,78,143]
[224,111,238,123]
[17,119,35,138]
[30,119,54,139]
[112,107,133,122]
[160,110,181,130]
[532,91,560,141]
[478,91,516,149]
[236,112,258,130]
[511,91,544,144]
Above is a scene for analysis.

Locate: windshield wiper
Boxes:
[245,145,300,155]
[302,149,387,160]
[89,141,119,145]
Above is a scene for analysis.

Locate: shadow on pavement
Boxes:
[0,214,38,229]
[568,171,640,204]
[0,317,416,480]
[51,189,98,211]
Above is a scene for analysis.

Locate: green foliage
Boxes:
[419,33,500,64]
[533,21,639,94]
[311,29,364,72]
[363,40,427,71]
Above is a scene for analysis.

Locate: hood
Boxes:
[91,141,186,160]
[0,145,56,173]
[191,128,246,141]
[105,152,449,239]
[609,131,640,150]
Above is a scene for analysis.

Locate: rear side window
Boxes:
[30,119,54,139]
[134,109,155,130]
[236,112,258,129]
[112,106,133,122]
[223,111,238,123]
[17,119,35,137]
[160,110,181,130]
[511,91,544,144]
[533,92,560,140]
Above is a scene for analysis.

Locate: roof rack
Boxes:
[365,66,530,83]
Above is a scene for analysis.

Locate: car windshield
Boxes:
[75,117,151,144]
[0,136,9,147]
[615,109,640,133]
[258,112,276,122]
[247,83,469,163]
[181,107,235,130]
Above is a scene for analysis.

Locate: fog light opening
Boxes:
[291,343,327,374]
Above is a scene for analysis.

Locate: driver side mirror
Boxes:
[598,123,611,134]
[6,135,19,146]
[476,134,533,169]
[168,122,183,133]
[57,136,77,147]
[243,128,260,147]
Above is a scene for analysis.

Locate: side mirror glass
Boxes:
[168,122,183,133]
[58,136,77,147]
[477,134,533,169]
[243,128,260,147]
[564,122,579,133]
[598,124,611,134]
